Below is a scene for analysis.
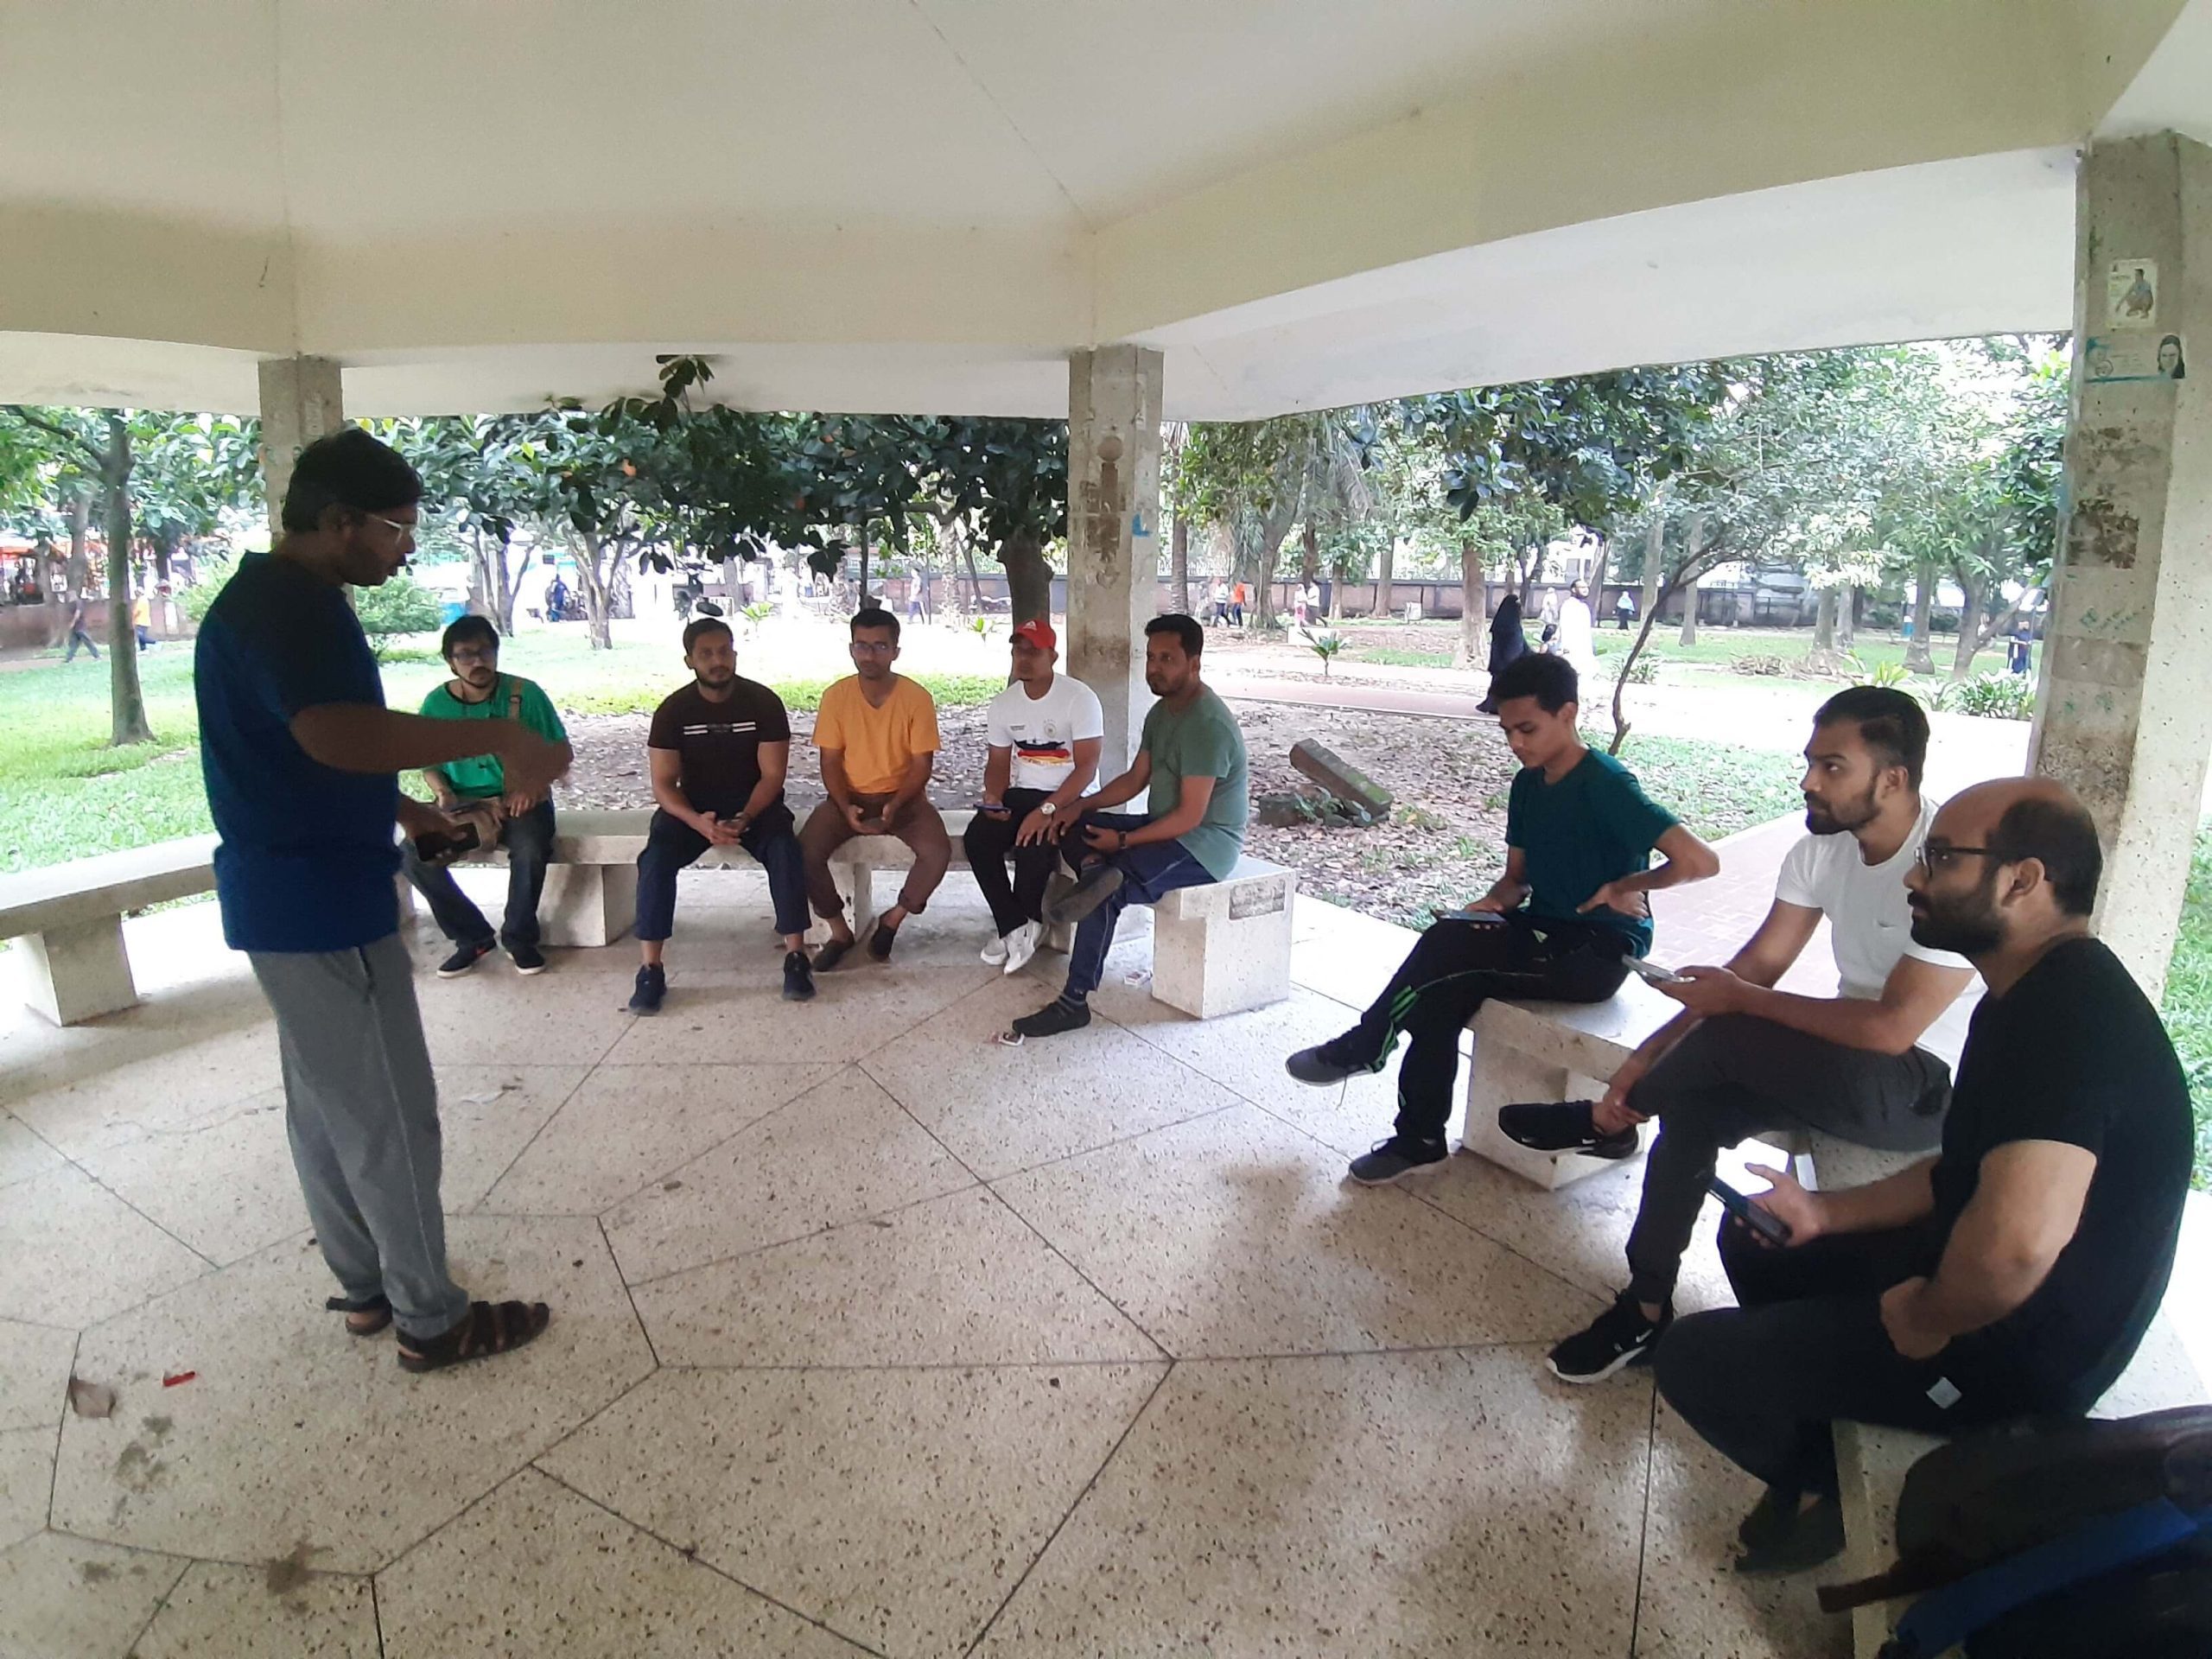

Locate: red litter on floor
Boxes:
[162,1371,196,1388]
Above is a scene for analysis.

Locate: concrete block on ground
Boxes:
[539,864,639,949]
[1151,861,1295,1019]
[14,917,138,1026]
[1288,741,1392,818]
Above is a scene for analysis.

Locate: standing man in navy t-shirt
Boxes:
[1282,652,1719,1185]
[195,427,563,1374]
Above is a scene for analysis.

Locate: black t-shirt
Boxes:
[1928,937,2192,1407]
[645,677,791,817]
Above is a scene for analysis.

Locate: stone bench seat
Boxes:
[0,835,220,1025]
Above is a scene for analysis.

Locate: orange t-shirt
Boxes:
[812,675,940,795]
[1232,582,1248,603]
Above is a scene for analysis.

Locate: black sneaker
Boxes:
[627,964,666,1015]
[1733,1491,1844,1575]
[1042,865,1124,926]
[1008,1000,1091,1040]
[1285,1038,1370,1086]
[1346,1136,1449,1186]
[1497,1099,1640,1159]
[782,950,816,1002]
[437,940,495,979]
[1546,1291,1672,1383]
[504,940,548,976]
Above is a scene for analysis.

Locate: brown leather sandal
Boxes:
[396,1300,550,1373]
[326,1294,392,1338]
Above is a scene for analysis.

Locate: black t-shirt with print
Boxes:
[645,677,792,817]
[1928,937,2192,1407]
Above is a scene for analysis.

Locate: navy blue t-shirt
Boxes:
[195,554,400,952]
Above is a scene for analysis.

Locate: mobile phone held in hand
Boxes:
[411,821,481,865]
[1708,1176,1792,1244]
[976,800,1010,817]
[1624,957,1692,987]
[1430,907,1503,925]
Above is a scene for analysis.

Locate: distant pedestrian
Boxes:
[1230,581,1248,627]
[1211,579,1230,626]
[1615,589,1637,631]
[62,592,99,662]
[2008,619,2033,676]
[132,590,157,649]
[1476,591,1529,715]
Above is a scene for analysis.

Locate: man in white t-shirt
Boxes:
[1502,687,1976,1383]
[963,619,1104,975]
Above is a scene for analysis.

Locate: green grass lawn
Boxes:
[2162,830,2212,1191]
[1608,733,1806,843]
[1598,626,2011,680]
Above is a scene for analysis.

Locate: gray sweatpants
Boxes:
[248,932,469,1337]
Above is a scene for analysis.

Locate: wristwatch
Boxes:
[1039,802,1058,817]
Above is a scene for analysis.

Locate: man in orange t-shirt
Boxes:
[803,607,948,969]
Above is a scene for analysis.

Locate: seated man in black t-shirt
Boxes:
[1656,778,2193,1573]
[629,617,813,1012]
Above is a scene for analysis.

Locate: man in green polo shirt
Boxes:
[403,616,575,977]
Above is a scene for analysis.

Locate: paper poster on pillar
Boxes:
[2105,260,2158,329]
[2085,334,2188,384]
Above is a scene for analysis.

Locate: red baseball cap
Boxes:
[1012,619,1057,652]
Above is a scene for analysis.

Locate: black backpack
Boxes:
[1819,1406,2212,1657]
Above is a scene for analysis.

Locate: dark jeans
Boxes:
[636,804,810,941]
[1338,912,1630,1145]
[963,786,1063,937]
[1656,1219,2041,1501]
[1058,811,1215,999]
[1623,1015,1950,1306]
[401,799,556,950]
[63,625,99,661]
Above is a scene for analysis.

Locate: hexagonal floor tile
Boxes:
[0,1428,54,1552]
[51,1215,652,1571]
[540,1362,1165,1657]
[8,1025,283,1164]
[132,1560,380,1659]
[976,1349,1649,1656]
[0,1165,207,1328]
[991,1105,1599,1358]
[0,1114,64,1192]
[632,1185,1161,1367]
[0,1318,78,1434]
[378,1469,866,1658]
[416,971,645,1066]
[602,1065,975,1286]
[0,1531,187,1659]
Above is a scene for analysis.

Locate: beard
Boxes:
[1909,875,2003,956]
[1804,782,1880,836]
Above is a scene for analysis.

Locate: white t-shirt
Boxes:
[985,675,1106,794]
[1774,796,1971,1001]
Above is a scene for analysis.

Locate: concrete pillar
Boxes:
[257,356,346,539]
[2028,132,2212,999]
[1066,346,1165,775]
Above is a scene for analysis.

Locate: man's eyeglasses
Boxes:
[447,647,498,665]
[850,641,895,655]
[369,514,417,544]
[1916,842,1999,874]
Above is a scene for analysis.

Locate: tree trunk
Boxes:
[856,521,871,607]
[998,528,1052,626]
[959,524,984,612]
[1586,533,1611,605]
[66,489,90,600]
[1376,533,1396,621]
[1299,521,1320,582]
[1170,513,1191,615]
[721,554,745,625]
[1813,588,1838,652]
[1639,514,1665,632]
[1904,558,1937,673]
[491,536,518,634]
[1676,514,1708,647]
[1952,575,1985,678]
[572,532,615,651]
[101,417,154,746]
[1836,584,1859,652]
[1457,541,1484,668]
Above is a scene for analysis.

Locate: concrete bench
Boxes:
[427,806,1298,1019]
[0,836,220,1025]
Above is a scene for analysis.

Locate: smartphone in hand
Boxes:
[1624,957,1693,987]
[1430,907,1504,925]
[411,822,481,865]
[1708,1176,1792,1244]
[976,800,1011,817]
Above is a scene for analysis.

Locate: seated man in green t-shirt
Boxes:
[1006,613,1249,1042]
[1284,652,1719,1185]
[402,616,575,977]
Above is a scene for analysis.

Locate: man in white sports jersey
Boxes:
[963,620,1103,976]
[1501,687,1976,1382]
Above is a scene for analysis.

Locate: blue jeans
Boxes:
[401,798,556,950]
[636,804,810,942]
[1059,811,1215,998]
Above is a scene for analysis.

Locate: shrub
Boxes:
[355,572,445,639]
[1300,627,1346,678]
[175,556,237,625]
[1950,672,2034,721]
[1858,659,1910,689]
[1731,653,1788,677]
[1622,649,1662,684]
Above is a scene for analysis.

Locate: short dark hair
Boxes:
[441,615,499,658]
[1491,652,1577,712]
[1813,686,1929,790]
[682,615,733,654]
[1990,796,2103,917]
[1145,613,1205,658]
[849,606,899,642]
[280,427,423,533]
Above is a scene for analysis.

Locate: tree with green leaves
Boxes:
[923,416,1066,625]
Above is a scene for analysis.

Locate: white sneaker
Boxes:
[1001,920,1042,976]
[981,932,1009,966]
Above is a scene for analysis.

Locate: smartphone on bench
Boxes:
[1708,1176,1792,1245]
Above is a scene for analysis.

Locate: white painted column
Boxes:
[257,356,346,538]
[2029,131,2212,999]
[1066,346,1165,776]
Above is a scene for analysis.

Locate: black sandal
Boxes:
[396,1300,550,1373]
[325,1294,392,1338]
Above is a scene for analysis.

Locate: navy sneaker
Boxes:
[504,940,548,976]
[1346,1136,1449,1185]
[627,964,666,1015]
[1008,1000,1091,1040]
[782,950,816,1002]
[1546,1292,1672,1383]
[437,940,495,979]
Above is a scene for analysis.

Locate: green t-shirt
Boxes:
[1504,747,1677,953]
[417,673,568,799]
[1141,685,1249,880]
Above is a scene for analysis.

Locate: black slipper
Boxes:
[868,922,897,962]
[325,1293,392,1338]
[1497,1099,1641,1159]
[814,936,855,972]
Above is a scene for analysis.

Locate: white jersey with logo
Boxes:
[986,675,1106,793]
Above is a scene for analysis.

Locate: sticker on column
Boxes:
[2105,260,2158,329]
[2085,334,2187,383]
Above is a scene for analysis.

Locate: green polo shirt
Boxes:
[418,673,568,799]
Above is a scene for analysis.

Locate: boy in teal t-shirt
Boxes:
[1284,652,1718,1185]
[402,616,574,977]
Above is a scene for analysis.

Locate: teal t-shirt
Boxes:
[418,673,568,799]
[1504,747,1677,953]
[1141,686,1249,880]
